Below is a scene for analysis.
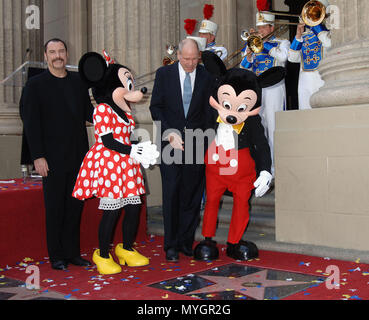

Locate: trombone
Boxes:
[244,23,290,55]
[224,23,290,68]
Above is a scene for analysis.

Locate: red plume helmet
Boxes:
[203,4,214,20]
[257,0,271,12]
[184,19,198,35]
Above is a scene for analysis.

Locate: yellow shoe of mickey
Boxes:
[92,249,122,275]
[115,243,149,267]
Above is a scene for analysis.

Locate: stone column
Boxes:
[90,0,179,87]
[211,0,238,58]
[0,0,43,135]
[66,0,88,66]
[311,0,369,108]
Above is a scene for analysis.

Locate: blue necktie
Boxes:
[183,72,192,118]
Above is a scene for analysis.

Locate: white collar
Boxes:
[178,62,196,78]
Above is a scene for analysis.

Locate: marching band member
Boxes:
[198,4,228,61]
[288,0,331,110]
[240,12,290,176]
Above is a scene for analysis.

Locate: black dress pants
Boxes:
[42,169,84,262]
[160,162,205,251]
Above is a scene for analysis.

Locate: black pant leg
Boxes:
[159,163,181,251]
[62,170,85,260]
[42,172,66,262]
[178,164,205,247]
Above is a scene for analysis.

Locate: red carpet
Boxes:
[0,179,148,267]
[1,235,369,301]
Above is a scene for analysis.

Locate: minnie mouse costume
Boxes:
[72,51,159,274]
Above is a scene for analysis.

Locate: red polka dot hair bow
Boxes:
[103,50,115,66]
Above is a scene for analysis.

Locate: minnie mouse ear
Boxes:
[201,50,227,78]
[78,52,107,88]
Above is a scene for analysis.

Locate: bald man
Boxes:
[150,39,214,262]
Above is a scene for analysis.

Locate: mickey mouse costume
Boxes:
[72,51,159,275]
[194,51,286,261]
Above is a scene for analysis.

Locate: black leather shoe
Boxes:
[194,239,219,261]
[68,256,91,267]
[166,248,179,262]
[226,240,259,261]
[51,260,68,271]
[179,244,194,257]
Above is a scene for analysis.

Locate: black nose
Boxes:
[141,87,148,94]
[226,115,237,124]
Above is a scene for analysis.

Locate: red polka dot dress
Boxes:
[73,103,145,210]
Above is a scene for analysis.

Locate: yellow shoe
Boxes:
[115,244,149,267]
[92,249,122,275]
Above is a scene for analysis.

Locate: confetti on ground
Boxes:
[1,235,369,301]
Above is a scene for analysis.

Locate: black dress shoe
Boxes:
[51,260,68,271]
[194,239,219,261]
[166,248,179,262]
[68,256,91,267]
[179,244,194,257]
[226,240,259,261]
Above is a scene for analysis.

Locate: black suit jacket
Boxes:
[22,69,94,172]
[150,62,214,150]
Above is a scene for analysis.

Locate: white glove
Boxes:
[130,141,160,169]
[254,171,273,198]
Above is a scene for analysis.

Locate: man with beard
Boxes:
[22,38,94,270]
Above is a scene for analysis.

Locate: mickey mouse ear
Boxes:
[78,52,107,88]
[257,66,286,88]
[201,50,227,78]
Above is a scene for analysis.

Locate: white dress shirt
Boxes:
[178,62,196,96]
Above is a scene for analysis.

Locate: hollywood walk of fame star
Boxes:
[189,270,310,300]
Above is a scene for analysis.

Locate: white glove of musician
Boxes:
[254,171,273,198]
[130,141,160,169]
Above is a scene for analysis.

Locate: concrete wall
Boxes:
[275,105,369,251]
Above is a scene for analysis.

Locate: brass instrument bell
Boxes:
[300,0,326,27]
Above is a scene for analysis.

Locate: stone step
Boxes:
[147,216,274,244]
[147,205,275,241]
[147,208,274,226]
[147,218,369,264]
[221,190,275,210]
[147,188,276,250]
